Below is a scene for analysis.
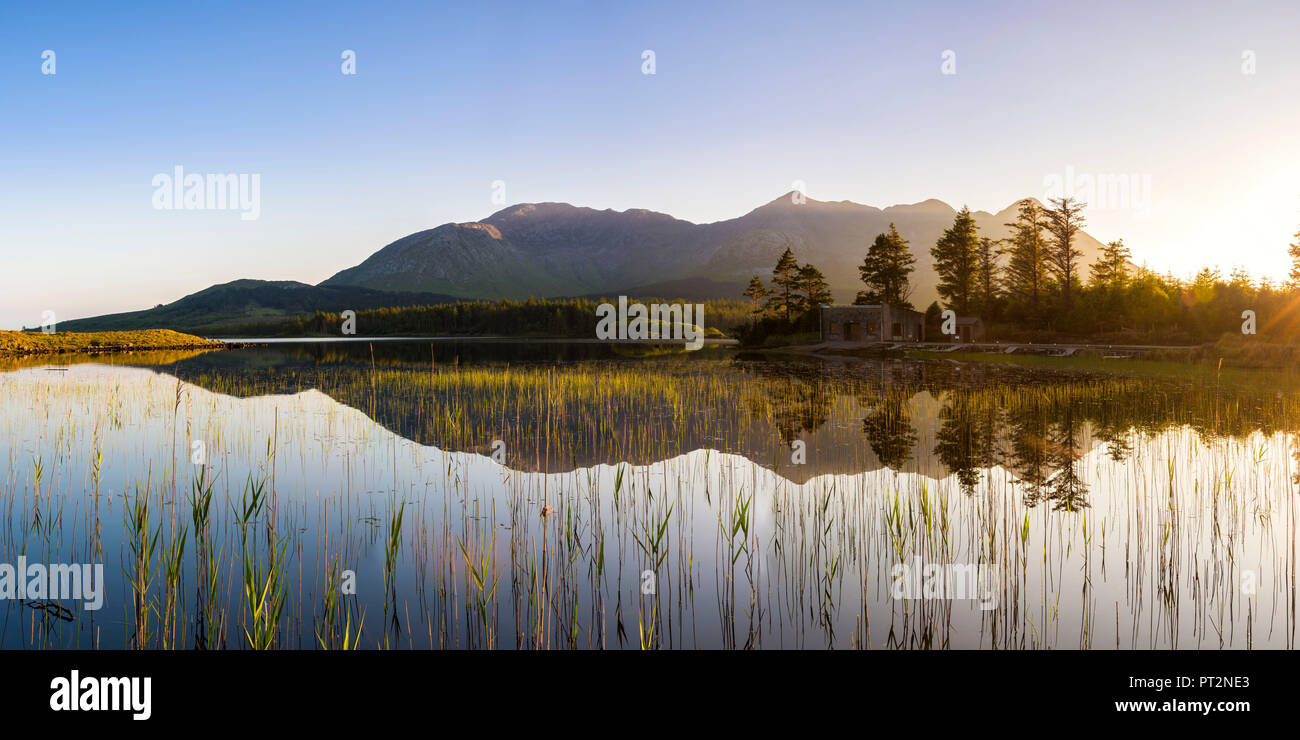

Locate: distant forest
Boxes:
[219,298,753,339]
[740,197,1300,345]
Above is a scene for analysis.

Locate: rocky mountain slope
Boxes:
[323,193,1109,307]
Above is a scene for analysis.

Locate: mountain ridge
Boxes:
[63,193,1112,332]
[322,193,1106,307]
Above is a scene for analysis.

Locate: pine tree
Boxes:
[765,247,802,318]
[974,236,1001,321]
[1289,225,1300,289]
[1002,199,1051,319]
[1191,266,1220,304]
[855,223,916,308]
[743,275,769,315]
[930,206,980,315]
[1045,197,1086,312]
[796,263,833,311]
[923,301,943,337]
[1089,239,1132,332]
[1089,239,1131,291]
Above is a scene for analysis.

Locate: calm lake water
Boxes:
[1,341,1296,648]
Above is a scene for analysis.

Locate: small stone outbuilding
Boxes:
[820,304,925,343]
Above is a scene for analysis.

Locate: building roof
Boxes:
[820,303,923,314]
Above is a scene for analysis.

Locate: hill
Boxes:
[56,280,461,334]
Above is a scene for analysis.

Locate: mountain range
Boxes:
[322,193,1109,307]
[64,193,1111,332]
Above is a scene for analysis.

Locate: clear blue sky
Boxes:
[2,0,1298,328]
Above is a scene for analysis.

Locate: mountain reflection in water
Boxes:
[1,341,1295,649]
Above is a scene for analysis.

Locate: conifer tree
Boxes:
[765,247,802,318]
[1002,199,1051,319]
[1045,197,1086,312]
[930,206,980,314]
[1089,239,1131,291]
[743,275,769,315]
[974,236,1001,321]
[1288,225,1300,289]
[855,223,916,308]
[797,263,833,311]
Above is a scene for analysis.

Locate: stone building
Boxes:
[953,316,986,342]
[819,304,925,343]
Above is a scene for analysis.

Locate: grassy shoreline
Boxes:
[0,329,225,357]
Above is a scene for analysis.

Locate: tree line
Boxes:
[207,297,755,338]
[742,198,1300,344]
